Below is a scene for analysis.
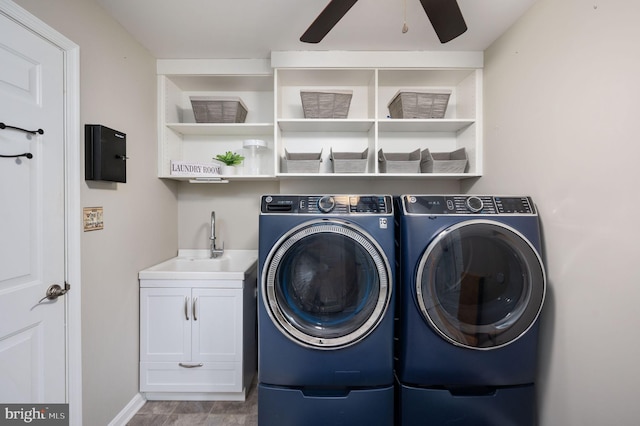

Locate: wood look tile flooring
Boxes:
[127,383,258,426]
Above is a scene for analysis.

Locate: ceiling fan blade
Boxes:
[419,0,468,43]
[300,0,359,43]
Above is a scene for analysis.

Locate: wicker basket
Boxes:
[420,148,468,173]
[378,149,422,173]
[300,90,353,119]
[330,148,368,173]
[282,149,323,173]
[190,96,248,123]
[388,90,451,119]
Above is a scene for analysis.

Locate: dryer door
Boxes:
[263,219,392,349]
[416,219,545,350]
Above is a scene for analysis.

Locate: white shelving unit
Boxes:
[157,59,275,181]
[375,68,481,178]
[156,53,483,181]
[275,68,376,176]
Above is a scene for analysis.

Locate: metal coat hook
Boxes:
[0,152,33,159]
[0,122,44,135]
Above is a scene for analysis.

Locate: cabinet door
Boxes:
[192,288,242,362]
[140,288,192,362]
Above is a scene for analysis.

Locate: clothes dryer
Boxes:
[258,195,395,426]
[395,195,546,426]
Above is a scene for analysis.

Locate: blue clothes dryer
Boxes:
[395,195,546,426]
[258,195,396,426]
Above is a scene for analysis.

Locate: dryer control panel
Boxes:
[403,195,536,215]
[261,195,393,214]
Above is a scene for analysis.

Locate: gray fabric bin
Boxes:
[387,90,451,119]
[420,148,468,173]
[300,90,353,119]
[378,149,421,173]
[330,148,368,173]
[190,96,248,123]
[282,149,322,173]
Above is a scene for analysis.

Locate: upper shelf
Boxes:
[167,123,274,136]
[377,119,475,133]
[277,119,375,133]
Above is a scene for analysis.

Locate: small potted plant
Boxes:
[214,151,244,175]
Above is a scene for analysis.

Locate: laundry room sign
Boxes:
[170,160,222,177]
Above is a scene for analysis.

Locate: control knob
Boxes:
[466,196,484,213]
[317,196,335,213]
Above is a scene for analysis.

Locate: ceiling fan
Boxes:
[300,0,467,44]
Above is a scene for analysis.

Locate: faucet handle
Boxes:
[211,240,224,258]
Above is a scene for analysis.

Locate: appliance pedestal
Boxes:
[398,382,537,426]
[259,383,394,426]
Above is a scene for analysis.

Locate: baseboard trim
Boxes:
[108,393,146,426]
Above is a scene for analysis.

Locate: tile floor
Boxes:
[127,382,258,426]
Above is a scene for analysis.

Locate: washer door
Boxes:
[263,219,392,349]
[416,220,545,350]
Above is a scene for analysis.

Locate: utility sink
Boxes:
[138,249,258,281]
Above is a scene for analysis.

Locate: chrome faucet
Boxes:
[210,211,224,258]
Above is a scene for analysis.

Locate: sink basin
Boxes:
[139,249,258,281]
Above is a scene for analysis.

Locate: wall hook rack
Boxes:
[0,122,44,135]
[0,152,33,159]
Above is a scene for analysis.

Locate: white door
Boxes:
[0,11,67,402]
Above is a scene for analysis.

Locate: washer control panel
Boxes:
[403,195,535,215]
[261,195,393,214]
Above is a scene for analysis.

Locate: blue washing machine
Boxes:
[395,195,546,426]
[258,195,396,426]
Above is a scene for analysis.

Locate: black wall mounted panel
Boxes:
[85,124,127,183]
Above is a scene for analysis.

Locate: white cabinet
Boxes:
[156,53,483,181]
[139,269,257,401]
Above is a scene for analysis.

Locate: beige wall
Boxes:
[178,179,460,250]
[13,0,179,425]
[465,0,640,424]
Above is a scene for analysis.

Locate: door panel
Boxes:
[0,12,66,402]
[192,288,241,362]
[0,322,44,402]
[140,288,192,362]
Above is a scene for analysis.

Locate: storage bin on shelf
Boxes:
[378,149,422,173]
[420,147,468,173]
[190,96,248,123]
[282,149,323,173]
[330,148,368,173]
[387,90,451,119]
[300,90,353,118]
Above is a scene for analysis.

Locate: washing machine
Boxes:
[258,195,396,426]
[395,195,546,426]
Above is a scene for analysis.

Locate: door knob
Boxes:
[38,284,69,304]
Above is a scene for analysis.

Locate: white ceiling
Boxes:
[95,0,538,59]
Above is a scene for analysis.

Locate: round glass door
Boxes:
[263,220,392,349]
[416,220,545,350]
